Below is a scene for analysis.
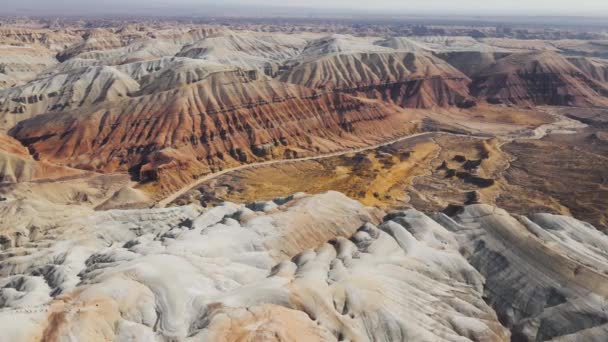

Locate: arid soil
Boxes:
[175,114,608,231]
[1,22,607,203]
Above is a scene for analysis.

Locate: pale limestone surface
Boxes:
[437,205,608,341]
[1,192,605,341]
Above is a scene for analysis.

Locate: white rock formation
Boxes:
[0,192,606,341]
[436,205,608,341]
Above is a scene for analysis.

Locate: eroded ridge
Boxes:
[1,192,606,341]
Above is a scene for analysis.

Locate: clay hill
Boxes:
[470,51,608,106]
[0,133,85,183]
[2,27,608,197]
[276,35,475,108]
[1,192,607,341]
[8,69,413,196]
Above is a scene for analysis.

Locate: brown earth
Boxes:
[1,26,608,214]
[9,71,419,192]
[497,132,608,231]
[175,127,608,232]
[0,133,86,183]
[471,51,608,107]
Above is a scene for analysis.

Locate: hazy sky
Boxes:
[3,0,608,17]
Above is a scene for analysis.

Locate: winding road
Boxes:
[156,108,584,207]
[155,131,483,207]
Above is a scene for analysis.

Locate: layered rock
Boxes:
[437,51,511,77]
[278,50,475,108]
[0,192,606,341]
[437,204,608,341]
[470,51,608,107]
[9,70,413,180]
[567,56,608,84]
[137,147,211,195]
[55,29,127,62]
[0,66,139,129]
[0,133,84,183]
[0,44,58,91]
[0,27,82,52]
[1,27,608,202]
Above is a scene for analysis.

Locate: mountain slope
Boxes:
[9,70,416,195]
[0,192,605,341]
[567,56,608,83]
[177,31,308,70]
[471,51,608,106]
[279,51,475,108]
[0,66,140,131]
[0,133,84,182]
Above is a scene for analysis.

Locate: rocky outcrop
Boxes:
[0,133,84,183]
[9,70,413,178]
[278,51,475,108]
[470,51,608,107]
[0,192,606,341]
[437,204,608,341]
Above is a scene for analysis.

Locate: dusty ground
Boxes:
[175,122,608,231]
[407,134,509,212]
[172,134,439,209]
[171,132,508,210]
[497,130,608,231]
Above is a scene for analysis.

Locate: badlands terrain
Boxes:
[0,17,607,341]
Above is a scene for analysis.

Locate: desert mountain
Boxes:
[278,50,474,108]
[0,66,139,129]
[9,68,414,196]
[567,56,608,83]
[55,29,126,62]
[471,51,608,106]
[436,51,510,77]
[177,31,308,70]
[0,44,58,90]
[0,133,84,183]
[374,37,432,53]
[276,35,476,108]
[2,28,608,196]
